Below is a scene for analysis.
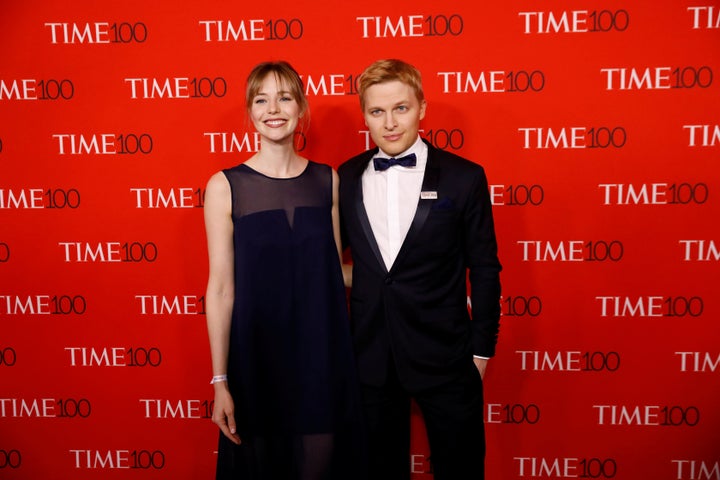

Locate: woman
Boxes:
[204,61,364,479]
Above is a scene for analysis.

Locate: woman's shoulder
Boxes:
[205,170,231,192]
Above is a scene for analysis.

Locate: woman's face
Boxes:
[249,74,303,145]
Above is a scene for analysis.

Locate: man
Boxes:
[339,59,502,480]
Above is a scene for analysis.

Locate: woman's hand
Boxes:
[212,384,241,445]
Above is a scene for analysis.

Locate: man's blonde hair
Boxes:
[357,59,424,111]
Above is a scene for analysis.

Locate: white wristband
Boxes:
[210,374,228,384]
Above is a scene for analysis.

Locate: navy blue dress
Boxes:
[216,161,365,480]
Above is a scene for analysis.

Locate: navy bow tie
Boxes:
[373,153,417,171]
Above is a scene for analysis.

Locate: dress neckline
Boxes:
[240,160,311,180]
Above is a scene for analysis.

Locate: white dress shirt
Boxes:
[362,136,428,271]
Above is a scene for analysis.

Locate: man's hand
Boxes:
[473,357,488,380]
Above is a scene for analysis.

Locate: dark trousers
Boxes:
[360,362,486,480]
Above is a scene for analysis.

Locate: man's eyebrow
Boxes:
[367,100,409,109]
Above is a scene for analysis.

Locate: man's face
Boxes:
[362,80,426,157]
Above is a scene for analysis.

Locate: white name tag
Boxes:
[420,191,438,200]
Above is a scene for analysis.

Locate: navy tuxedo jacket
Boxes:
[339,140,502,390]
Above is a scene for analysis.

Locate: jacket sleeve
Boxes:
[463,165,502,357]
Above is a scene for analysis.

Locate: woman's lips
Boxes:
[264,119,287,127]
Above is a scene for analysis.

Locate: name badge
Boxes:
[420,191,438,200]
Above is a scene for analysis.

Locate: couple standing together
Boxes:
[204,59,502,480]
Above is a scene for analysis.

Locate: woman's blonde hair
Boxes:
[245,61,309,146]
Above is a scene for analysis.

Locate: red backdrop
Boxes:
[2,1,719,478]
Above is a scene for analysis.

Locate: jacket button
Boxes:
[384,277,393,285]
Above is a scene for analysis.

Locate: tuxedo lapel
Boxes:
[352,154,388,274]
[389,152,440,274]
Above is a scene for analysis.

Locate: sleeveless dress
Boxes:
[215,161,366,480]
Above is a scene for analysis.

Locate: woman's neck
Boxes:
[246,140,306,178]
